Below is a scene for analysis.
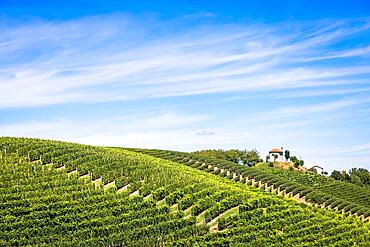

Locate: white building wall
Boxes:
[269,152,283,162]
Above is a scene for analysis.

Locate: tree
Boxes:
[349,168,370,186]
[290,155,304,168]
[193,149,262,167]
[350,174,362,185]
[273,154,278,162]
[330,170,341,180]
[299,159,304,166]
[284,150,290,162]
[240,149,262,166]
[290,156,298,164]
[331,167,370,186]
[340,170,350,182]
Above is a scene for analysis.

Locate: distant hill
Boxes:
[1,137,369,246]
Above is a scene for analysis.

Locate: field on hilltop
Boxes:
[0,137,370,246]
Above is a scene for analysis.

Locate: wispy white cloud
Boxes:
[342,142,370,154]
[268,84,370,98]
[0,111,208,140]
[271,97,370,118]
[0,15,369,108]
[220,96,370,125]
[305,45,370,61]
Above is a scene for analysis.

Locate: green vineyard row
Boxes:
[0,137,369,246]
[130,148,370,221]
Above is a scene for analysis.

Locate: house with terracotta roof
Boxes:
[268,147,284,162]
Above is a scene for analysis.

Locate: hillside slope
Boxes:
[0,137,369,246]
[132,148,370,221]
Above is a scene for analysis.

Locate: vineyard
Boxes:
[131,148,370,222]
[1,137,370,246]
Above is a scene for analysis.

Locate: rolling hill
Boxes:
[1,137,369,246]
[131,148,370,220]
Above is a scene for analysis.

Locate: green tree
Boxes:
[240,149,262,166]
[350,174,362,185]
[331,167,370,186]
[284,150,290,162]
[290,155,304,168]
[193,149,262,167]
[349,168,370,186]
[290,156,298,164]
[340,170,350,182]
[330,170,341,180]
[273,154,278,162]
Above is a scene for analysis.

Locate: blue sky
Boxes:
[1,1,370,171]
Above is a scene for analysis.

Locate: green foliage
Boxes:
[1,137,370,246]
[0,137,242,245]
[137,147,370,224]
[284,150,290,161]
[273,154,278,162]
[331,170,341,180]
[321,171,328,176]
[330,168,370,187]
[291,156,304,167]
[349,168,370,186]
[350,174,362,185]
[193,149,262,166]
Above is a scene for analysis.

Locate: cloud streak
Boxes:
[0,15,370,108]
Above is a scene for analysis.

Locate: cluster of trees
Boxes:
[330,168,370,186]
[290,155,304,167]
[192,149,262,167]
[193,148,305,168]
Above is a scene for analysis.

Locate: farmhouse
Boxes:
[268,148,284,162]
